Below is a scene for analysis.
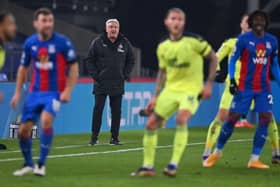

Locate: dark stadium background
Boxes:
[1,0,280,79]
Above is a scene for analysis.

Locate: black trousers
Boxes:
[91,94,122,139]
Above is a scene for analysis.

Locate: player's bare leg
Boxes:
[202,108,228,160]
[203,112,240,167]
[13,121,34,176]
[163,109,191,177]
[131,113,163,177]
[34,111,54,176]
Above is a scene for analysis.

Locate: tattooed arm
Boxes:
[154,69,166,97]
[146,68,166,112]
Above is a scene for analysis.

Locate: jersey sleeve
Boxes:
[62,37,77,64]
[156,44,167,69]
[20,40,31,67]
[216,39,232,64]
[272,37,279,59]
[228,36,245,79]
[193,37,212,57]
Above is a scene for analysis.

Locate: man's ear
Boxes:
[33,20,37,29]
[164,18,168,27]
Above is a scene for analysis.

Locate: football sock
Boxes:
[143,129,158,168]
[170,125,188,166]
[240,115,247,122]
[203,118,222,156]
[268,116,280,156]
[250,154,259,162]
[252,114,270,157]
[216,115,238,150]
[19,137,33,167]
[38,128,53,165]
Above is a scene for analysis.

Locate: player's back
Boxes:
[157,33,212,94]
[237,31,277,92]
[21,33,76,93]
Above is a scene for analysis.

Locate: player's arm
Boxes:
[271,40,280,86]
[10,41,30,108]
[61,62,79,102]
[146,44,166,111]
[195,37,217,99]
[228,37,243,95]
[10,66,29,108]
[146,68,166,112]
[215,40,231,82]
[202,49,218,99]
[154,68,166,96]
[216,40,231,65]
[271,56,280,85]
[60,38,79,102]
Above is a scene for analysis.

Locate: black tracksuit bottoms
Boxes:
[91,94,122,139]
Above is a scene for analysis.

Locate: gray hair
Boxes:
[106,19,120,27]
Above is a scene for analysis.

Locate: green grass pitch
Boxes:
[0,127,279,187]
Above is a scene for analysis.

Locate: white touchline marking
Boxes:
[0,139,252,163]
[0,141,135,154]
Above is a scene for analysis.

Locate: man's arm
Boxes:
[206,50,218,83]
[271,56,280,85]
[10,65,28,108]
[216,40,231,65]
[201,50,218,99]
[154,68,166,97]
[215,40,232,82]
[228,37,244,95]
[146,68,166,112]
[124,40,135,81]
[60,63,79,102]
[85,39,99,81]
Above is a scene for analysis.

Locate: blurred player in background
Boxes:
[204,10,280,169]
[202,14,280,164]
[132,8,217,177]
[10,8,78,176]
[0,11,17,150]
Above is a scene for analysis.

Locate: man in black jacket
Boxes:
[86,19,135,145]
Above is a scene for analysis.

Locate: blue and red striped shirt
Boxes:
[21,33,77,93]
[229,31,279,92]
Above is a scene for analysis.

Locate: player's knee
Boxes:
[176,110,191,125]
[176,117,188,125]
[217,110,228,122]
[259,112,272,126]
[41,112,53,129]
[227,112,240,125]
[18,124,31,139]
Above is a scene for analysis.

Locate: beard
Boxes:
[40,29,52,40]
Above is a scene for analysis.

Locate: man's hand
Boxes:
[10,92,20,109]
[229,79,238,95]
[201,82,213,99]
[146,96,157,113]
[60,89,72,103]
[0,92,3,102]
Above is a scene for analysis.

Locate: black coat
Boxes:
[85,33,135,96]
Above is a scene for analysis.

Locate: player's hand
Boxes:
[0,92,3,102]
[201,82,213,99]
[10,92,20,109]
[229,79,238,95]
[60,90,71,103]
[146,96,157,113]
